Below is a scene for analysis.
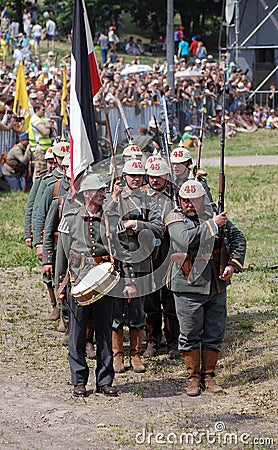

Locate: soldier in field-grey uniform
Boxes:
[55,172,137,398]
[166,176,246,397]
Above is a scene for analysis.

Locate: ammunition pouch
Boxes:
[170,252,193,280]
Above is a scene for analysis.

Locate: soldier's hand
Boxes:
[25,238,33,249]
[220,264,235,280]
[36,244,43,261]
[112,180,123,200]
[123,219,137,229]
[213,211,227,228]
[43,264,53,277]
[123,284,137,303]
[58,292,66,306]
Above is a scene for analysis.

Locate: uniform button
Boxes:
[92,240,95,243]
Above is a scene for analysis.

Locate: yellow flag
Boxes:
[61,65,68,126]
[13,61,30,132]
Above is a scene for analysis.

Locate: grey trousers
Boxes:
[173,290,227,352]
[67,294,115,387]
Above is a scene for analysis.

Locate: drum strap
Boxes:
[55,271,69,301]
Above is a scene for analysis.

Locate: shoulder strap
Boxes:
[52,180,61,199]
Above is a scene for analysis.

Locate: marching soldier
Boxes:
[170,144,193,188]
[170,143,215,206]
[42,167,96,357]
[24,147,56,249]
[55,172,137,397]
[30,142,69,323]
[144,157,180,359]
[165,177,246,396]
[32,141,70,262]
[106,158,164,373]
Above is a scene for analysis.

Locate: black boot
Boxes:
[143,315,162,358]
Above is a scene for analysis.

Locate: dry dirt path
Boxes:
[202,154,278,167]
[0,267,277,450]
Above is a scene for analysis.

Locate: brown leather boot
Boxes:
[201,350,223,393]
[48,306,60,321]
[85,341,96,360]
[129,329,146,373]
[112,330,125,373]
[182,349,201,396]
[57,314,66,332]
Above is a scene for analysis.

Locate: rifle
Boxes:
[116,97,133,143]
[156,104,179,211]
[193,100,207,178]
[218,103,227,278]
[109,118,120,191]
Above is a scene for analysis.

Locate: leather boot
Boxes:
[164,315,180,359]
[143,316,162,358]
[182,349,201,397]
[48,306,60,321]
[129,329,146,373]
[57,314,66,332]
[112,330,125,373]
[47,283,60,320]
[85,341,96,360]
[201,350,223,393]
[85,321,96,359]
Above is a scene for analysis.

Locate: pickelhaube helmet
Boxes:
[146,159,170,177]
[179,176,206,199]
[122,158,145,175]
[170,146,192,163]
[79,173,107,193]
[52,140,70,157]
[122,143,142,157]
[45,147,54,159]
[61,154,70,166]
[144,149,159,170]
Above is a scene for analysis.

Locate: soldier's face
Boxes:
[172,162,189,177]
[180,196,204,217]
[83,188,106,209]
[46,158,56,172]
[124,174,143,189]
[148,175,167,191]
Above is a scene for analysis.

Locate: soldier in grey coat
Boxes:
[166,177,246,396]
[55,172,137,398]
[106,158,164,373]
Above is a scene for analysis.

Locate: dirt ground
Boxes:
[0,266,277,450]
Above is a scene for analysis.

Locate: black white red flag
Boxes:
[70,0,102,185]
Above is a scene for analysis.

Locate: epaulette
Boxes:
[46,179,58,187]
[63,207,80,216]
[37,169,48,179]
[165,211,184,227]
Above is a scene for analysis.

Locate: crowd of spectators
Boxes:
[0,7,278,186]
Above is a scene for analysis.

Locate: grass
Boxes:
[202,129,278,158]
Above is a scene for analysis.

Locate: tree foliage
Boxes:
[3,0,222,40]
